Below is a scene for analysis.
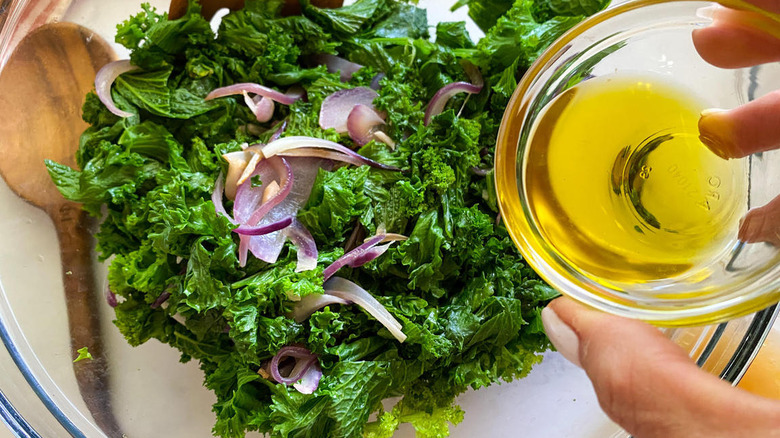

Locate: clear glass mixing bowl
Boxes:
[0,1,776,437]
[495,0,780,326]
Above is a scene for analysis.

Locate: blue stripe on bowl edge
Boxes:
[0,386,40,438]
[0,318,87,438]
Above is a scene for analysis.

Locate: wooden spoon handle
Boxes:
[52,203,123,438]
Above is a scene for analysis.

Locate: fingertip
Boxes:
[546,295,598,322]
[698,109,741,159]
[541,304,582,368]
[700,90,780,159]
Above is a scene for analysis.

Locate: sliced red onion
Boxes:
[347,104,387,146]
[95,59,139,118]
[206,83,299,106]
[212,172,237,224]
[313,54,363,82]
[424,82,484,126]
[290,293,352,322]
[150,292,171,309]
[347,243,392,267]
[239,124,265,137]
[105,286,118,308]
[237,152,263,187]
[471,167,490,176]
[370,73,385,91]
[284,220,318,272]
[324,277,406,343]
[269,120,288,143]
[377,233,408,243]
[243,91,275,123]
[172,313,187,326]
[293,362,322,394]
[246,160,292,225]
[221,151,252,201]
[244,232,286,267]
[282,158,325,208]
[262,136,401,171]
[323,233,405,281]
[372,132,396,149]
[243,158,323,266]
[461,60,484,88]
[319,87,379,133]
[344,222,367,253]
[234,157,292,225]
[285,86,307,102]
[268,148,374,168]
[269,346,318,385]
[235,158,293,267]
[233,217,293,236]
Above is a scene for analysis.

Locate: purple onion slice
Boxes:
[150,292,171,309]
[461,60,484,88]
[105,286,118,308]
[262,136,401,171]
[206,83,299,106]
[347,104,387,146]
[211,172,237,224]
[269,120,288,143]
[313,54,363,82]
[284,220,318,272]
[423,81,483,126]
[243,91,275,123]
[234,157,293,266]
[323,233,405,281]
[233,217,293,236]
[242,158,323,266]
[293,362,322,395]
[290,293,352,323]
[269,346,318,385]
[324,277,406,343]
[370,73,385,90]
[221,150,253,201]
[319,87,379,133]
[95,60,139,118]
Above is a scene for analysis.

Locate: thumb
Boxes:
[542,297,780,438]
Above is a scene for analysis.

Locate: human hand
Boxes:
[695,0,780,244]
[542,297,780,438]
[541,4,780,437]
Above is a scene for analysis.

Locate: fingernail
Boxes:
[700,108,727,117]
[542,306,582,368]
[695,5,719,20]
[699,109,737,159]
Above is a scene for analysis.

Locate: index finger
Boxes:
[692,1,780,68]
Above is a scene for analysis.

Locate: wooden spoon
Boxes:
[0,22,123,438]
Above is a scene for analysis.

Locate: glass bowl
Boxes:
[0,1,776,438]
[495,0,780,326]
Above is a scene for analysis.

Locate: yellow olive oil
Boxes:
[523,74,747,284]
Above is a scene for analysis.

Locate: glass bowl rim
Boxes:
[494,0,780,326]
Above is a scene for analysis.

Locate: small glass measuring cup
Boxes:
[495,0,780,326]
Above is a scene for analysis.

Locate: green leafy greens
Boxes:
[46,0,602,436]
[73,347,93,363]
